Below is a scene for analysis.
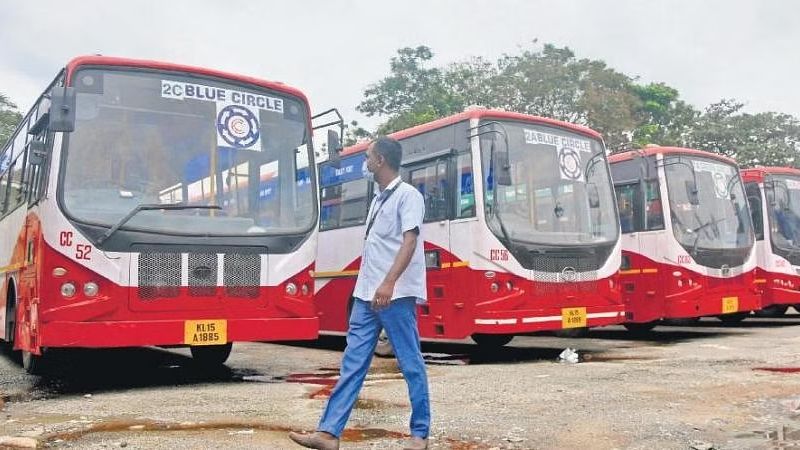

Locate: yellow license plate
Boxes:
[722,297,739,314]
[562,307,587,329]
[184,319,227,346]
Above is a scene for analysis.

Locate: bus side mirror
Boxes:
[327,129,341,165]
[27,140,47,166]
[48,87,76,132]
[493,150,512,186]
[685,180,699,205]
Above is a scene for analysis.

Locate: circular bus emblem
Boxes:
[217,105,260,148]
[720,264,730,277]
[713,172,729,198]
[559,148,582,180]
[561,266,577,282]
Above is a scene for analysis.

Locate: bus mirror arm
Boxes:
[312,108,344,166]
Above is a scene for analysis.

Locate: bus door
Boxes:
[401,152,458,338]
[615,178,665,322]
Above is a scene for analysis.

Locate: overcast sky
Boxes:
[1,1,797,131]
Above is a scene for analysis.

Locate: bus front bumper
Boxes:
[39,317,319,348]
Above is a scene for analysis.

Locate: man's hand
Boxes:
[372,280,395,310]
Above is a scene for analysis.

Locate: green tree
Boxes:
[631,82,699,149]
[687,100,800,168]
[0,93,22,148]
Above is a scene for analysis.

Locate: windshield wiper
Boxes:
[689,214,727,255]
[96,203,222,245]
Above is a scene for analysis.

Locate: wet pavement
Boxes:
[0,315,799,448]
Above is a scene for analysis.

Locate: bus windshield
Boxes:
[480,121,618,246]
[61,68,315,236]
[765,174,800,251]
[664,155,752,252]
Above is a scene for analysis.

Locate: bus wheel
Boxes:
[22,349,47,375]
[623,322,658,334]
[4,287,21,363]
[718,312,749,324]
[374,329,395,358]
[753,305,789,318]
[190,343,233,366]
[471,334,513,348]
[554,327,589,338]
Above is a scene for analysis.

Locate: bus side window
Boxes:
[319,178,370,231]
[454,152,474,218]
[614,183,644,233]
[745,182,764,240]
[644,180,664,231]
[410,160,449,222]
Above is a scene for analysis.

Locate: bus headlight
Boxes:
[300,284,310,296]
[61,282,76,298]
[490,282,500,293]
[285,283,298,296]
[84,282,99,297]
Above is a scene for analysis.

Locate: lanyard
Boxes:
[364,183,400,240]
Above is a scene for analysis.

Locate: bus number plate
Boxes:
[562,307,587,329]
[721,297,739,314]
[184,320,227,346]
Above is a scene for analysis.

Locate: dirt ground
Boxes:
[1,313,800,449]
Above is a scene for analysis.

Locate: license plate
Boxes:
[722,297,739,314]
[562,307,587,329]
[184,319,227,346]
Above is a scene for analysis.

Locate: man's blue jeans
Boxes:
[317,297,430,438]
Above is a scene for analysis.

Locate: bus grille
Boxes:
[224,253,260,298]
[531,254,600,273]
[137,252,261,299]
[138,252,181,299]
[188,253,218,297]
[531,254,599,294]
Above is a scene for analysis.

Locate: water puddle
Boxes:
[753,367,800,374]
[40,419,485,447]
[581,354,656,363]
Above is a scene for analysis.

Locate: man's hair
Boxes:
[372,136,403,172]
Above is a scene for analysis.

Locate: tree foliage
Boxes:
[0,93,22,149]
[356,43,800,168]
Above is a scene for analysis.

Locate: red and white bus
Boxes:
[741,166,800,317]
[609,147,760,331]
[314,109,623,352]
[0,56,322,373]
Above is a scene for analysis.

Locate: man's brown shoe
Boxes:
[288,431,339,450]
[403,436,428,450]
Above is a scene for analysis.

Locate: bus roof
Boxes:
[339,109,603,157]
[608,146,739,166]
[65,55,310,105]
[741,166,800,182]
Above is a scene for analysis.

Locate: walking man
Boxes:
[289,137,430,450]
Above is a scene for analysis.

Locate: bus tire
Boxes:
[4,284,21,363]
[554,327,589,338]
[374,329,395,358]
[753,305,789,318]
[22,349,47,375]
[190,343,233,366]
[718,312,749,324]
[623,321,658,334]
[471,334,513,348]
